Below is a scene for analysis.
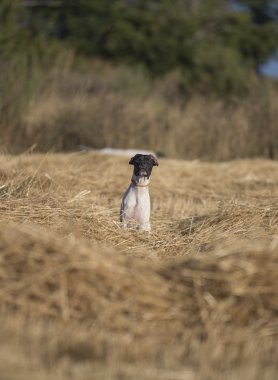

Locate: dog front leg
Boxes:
[122,218,128,229]
[139,220,151,232]
[120,206,128,229]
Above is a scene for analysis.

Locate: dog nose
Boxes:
[139,169,147,176]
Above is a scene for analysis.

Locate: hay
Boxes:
[0,153,278,379]
[0,224,174,327]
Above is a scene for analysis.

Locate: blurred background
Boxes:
[1,0,278,160]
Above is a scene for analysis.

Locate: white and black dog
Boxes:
[120,154,158,232]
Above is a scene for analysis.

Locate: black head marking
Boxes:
[129,154,159,178]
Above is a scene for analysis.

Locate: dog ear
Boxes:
[150,155,159,166]
[129,154,138,165]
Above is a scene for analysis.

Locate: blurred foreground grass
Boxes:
[0,153,277,379]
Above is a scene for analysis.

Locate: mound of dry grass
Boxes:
[0,224,174,328]
[0,225,278,380]
[2,223,278,334]
[0,153,278,379]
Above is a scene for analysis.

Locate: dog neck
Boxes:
[131,175,150,188]
[131,180,149,187]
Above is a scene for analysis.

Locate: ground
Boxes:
[0,153,277,379]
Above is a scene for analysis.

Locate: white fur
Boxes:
[120,174,151,232]
[99,148,156,157]
[77,146,156,157]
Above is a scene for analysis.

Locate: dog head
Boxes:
[129,154,158,179]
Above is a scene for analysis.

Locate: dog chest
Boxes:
[123,187,150,221]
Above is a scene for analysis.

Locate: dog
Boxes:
[120,154,158,232]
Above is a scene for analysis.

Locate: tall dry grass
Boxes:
[0,152,278,379]
[1,59,278,160]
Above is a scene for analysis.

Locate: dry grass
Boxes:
[23,73,278,160]
[2,63,278,160]
[0,152,278,379]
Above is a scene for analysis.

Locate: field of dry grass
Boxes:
[2,60,278,160]
[0,152,278,379]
